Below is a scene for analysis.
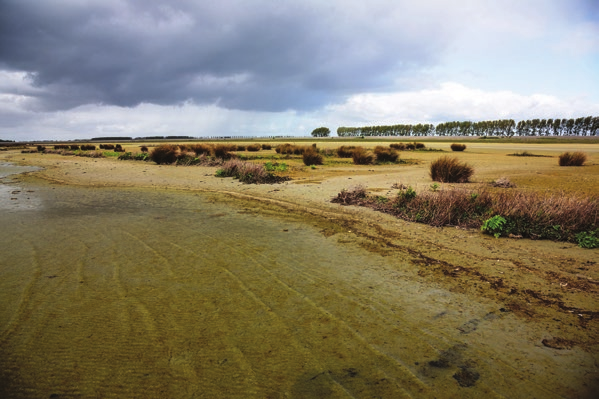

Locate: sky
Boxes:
[1,0,598,141]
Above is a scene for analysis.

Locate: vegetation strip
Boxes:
[332,186,598,248]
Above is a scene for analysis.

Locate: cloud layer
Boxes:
[0,0,598,140]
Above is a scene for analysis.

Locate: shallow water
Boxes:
[0,170,595,398]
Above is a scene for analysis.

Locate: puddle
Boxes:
[0,177,596,398]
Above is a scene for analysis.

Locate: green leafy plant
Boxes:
[576,230,599,248]
[430,183,440,192]
[481,215,507,238]
[399,186,417,201]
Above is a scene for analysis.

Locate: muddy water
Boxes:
[0,170,595,398]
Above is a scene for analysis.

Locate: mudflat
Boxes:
[1,140,598,398]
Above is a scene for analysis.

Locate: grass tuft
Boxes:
[558,152,587,166]
[374,146,399,163]
[352,147,375,165]
[450,143,467,151]
[430,156,474,183]
[150,144,178,164]
[303,149,323,166]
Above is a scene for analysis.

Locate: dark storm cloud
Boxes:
[0,0,451,112]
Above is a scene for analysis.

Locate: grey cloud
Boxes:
[0,0,452,112]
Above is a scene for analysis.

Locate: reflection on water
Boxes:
[0,175,595,398]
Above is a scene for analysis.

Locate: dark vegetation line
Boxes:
[338,116,599,137]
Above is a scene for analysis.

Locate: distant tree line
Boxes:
[337,116,598,137]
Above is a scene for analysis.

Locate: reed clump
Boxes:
[150,144,179,164]
[558,152,587,166]
[336,145,356,158]
[450,143,467,151]
[352,147,375,165]
[430,156,474,183]
[216,159,287,184]
[246,144,262,152]
[303,149,323,166]
[374,146,399,163]
[390,143,406,150]
[332,186,598,246]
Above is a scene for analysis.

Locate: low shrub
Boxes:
[176,152,201,166]
[54,145,70,150]
[70,145,80,150]
[100,144,115,150]
[150,144,178,164]
[140,146,149,153]
[352,147,375,165]
[336,145,356,158]
[37,145,46,152]
[507,151,551,157]
[190,143,213,156]
[246,144,261,152]
[374,146,399,163]
[213,144,236,159]
[558,152,587,166]
[115,144,125,152]
[430,156,474,183]
[80,144,96,151]
[390,143,406,151]
[450,143,467,151]
[236,144,246,151]
[216,159,287,184]
[303,149,323,166]
[332,186,599,246]
[261,143,272,150]
[415,142,426,149]
[405,143,416,150]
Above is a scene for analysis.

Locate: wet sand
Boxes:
[1,143,598,398]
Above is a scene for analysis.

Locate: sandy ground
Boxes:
[1,142,599,396]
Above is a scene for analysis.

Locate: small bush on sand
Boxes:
[216,159,287,184]
[450,143,467,151]
[246,144,261,152]
[190,143,213,156]
[558,152,587,166]
[374,146,399,163]
[303,149,323,166]
[150,144,178,164]
[213,144,237,159]
[352,147,375,165]
[336,145,356,158]
[390,143,406,150]
[430,156,474,183]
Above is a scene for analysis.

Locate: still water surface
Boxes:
[0,167,593,398]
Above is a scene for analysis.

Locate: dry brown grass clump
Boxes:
[236,144,246,151]
[374,146,399,163]
[190,143,213,156]
[216,159,287,184]
[80,144,96,151]
[430,156,474,183]
[558,152,587,166]
[332,186,599,244]
[99,144,115,150]
[275,143,314,155]
[246,144,261,152]
[390,143,406,150]
[303,149,323,166]
[261,143,272,150]
[150,144,178,164]
[140,146,149,153]
[213,144,237,159]
[352,147,375,165]
[336,145,356,158]
[115,144,125,152]
[450,143,467,151]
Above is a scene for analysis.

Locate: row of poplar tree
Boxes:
[336,116,598,137]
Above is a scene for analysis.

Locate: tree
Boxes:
[311,127,330,137]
